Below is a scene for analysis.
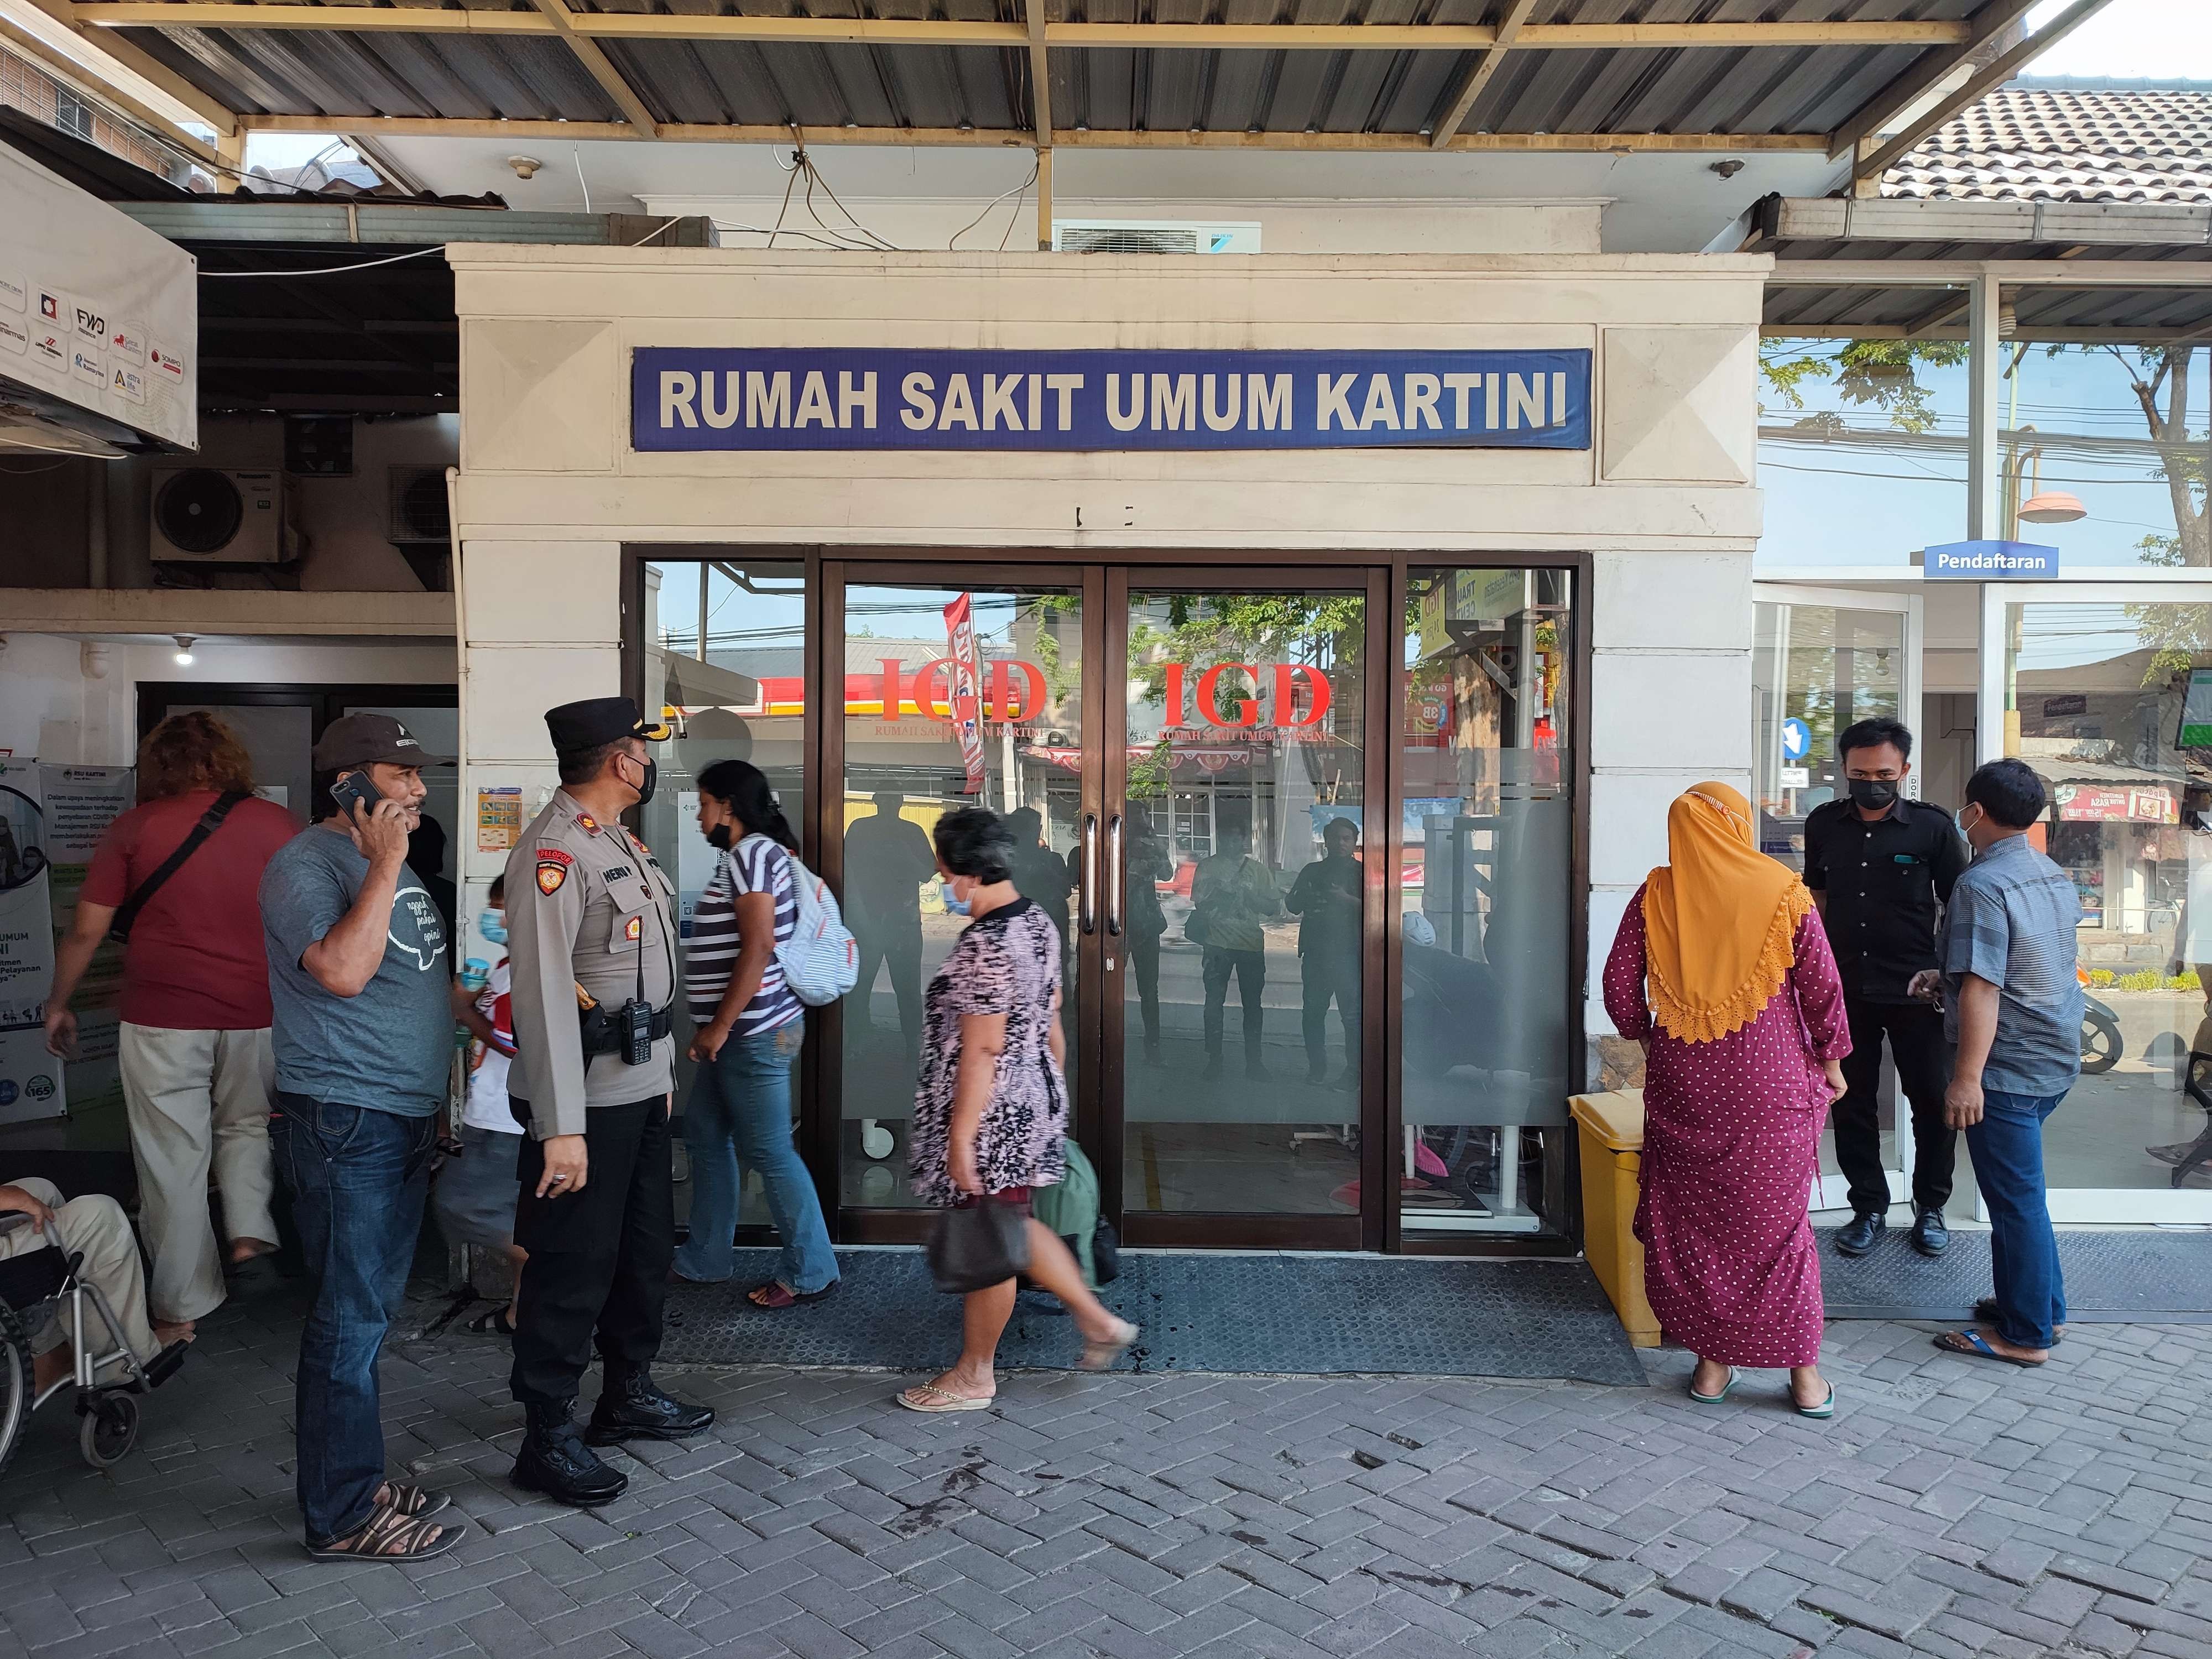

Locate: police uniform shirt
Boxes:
[504,789,679,1138]
[1801,795,1969,1004]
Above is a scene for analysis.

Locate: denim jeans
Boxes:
[272,1093,436,1545]
[673,1021,838,1293]
[1966,1087,2069,1350]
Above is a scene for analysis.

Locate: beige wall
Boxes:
[448,247,1770,1056]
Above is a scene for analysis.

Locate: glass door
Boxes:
[1102,571,1381,1247]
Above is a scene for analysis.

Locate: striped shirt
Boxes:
[685,835,801,1037]
[1938,831,2083,1096]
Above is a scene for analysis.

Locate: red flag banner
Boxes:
[943,592,988,795]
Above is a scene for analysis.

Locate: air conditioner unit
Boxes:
[387,465,452,546]
[150,468,301,564]
[1051,218,1262,254]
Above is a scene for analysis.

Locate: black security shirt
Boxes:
[1801,796,1969,1003]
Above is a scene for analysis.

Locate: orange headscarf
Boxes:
[1642,781,1815,1044]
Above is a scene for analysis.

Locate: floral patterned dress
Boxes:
[910,896,1070,1206]
[1603,883,1851,1368]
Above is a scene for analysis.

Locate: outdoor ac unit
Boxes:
[387,465,451,545]
[1051,218,1262,254]
[150,468,300,564]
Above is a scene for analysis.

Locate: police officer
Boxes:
[504,697,712,1506]
[1802,717,1969,1260]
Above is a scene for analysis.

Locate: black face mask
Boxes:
[622,754,657,808]
[706,823,733,852]
[1849,778,1899,812]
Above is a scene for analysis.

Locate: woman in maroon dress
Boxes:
[1603,781,1850,1416]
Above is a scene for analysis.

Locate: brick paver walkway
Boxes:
[3,1283,2210,1659]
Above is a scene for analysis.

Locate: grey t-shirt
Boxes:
[1938,831,2084,1098]
[259,824,452,1116]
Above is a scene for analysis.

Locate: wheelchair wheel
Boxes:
[79,1390,138,1470]
[0,1300,29,1484]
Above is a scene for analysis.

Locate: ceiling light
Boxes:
[174,633,196,665]
[2018,491,2086,525]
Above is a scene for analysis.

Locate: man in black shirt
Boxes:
[1802,718,1969,1259]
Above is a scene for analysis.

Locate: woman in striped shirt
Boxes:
[671,760,838,1307]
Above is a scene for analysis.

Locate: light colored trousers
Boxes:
[0,1177,160,1363]
[118,1022,278,1322]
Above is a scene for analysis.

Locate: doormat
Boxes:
[660,1248,1648,1386]
[1818,1227,2212,1322]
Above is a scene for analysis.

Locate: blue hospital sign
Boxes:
[631,347,1592,453]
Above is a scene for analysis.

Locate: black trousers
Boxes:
[1129,928,1162,1048]
[853,919,925,1057]
[1202,948,1266,1057]
[509,1094,673,1409]
[1834,995,1956,1216]
[1300,953,1361,1073]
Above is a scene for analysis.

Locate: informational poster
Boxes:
[475,785,521,853]
[0,758,63,1124]
[40,764,133,1121]
[2180,670,2212,750]
[943,592,988,795]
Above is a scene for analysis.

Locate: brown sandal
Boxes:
[375,1481,452,1520]
[308,1504,461,1561]
[747,1280,837,1310]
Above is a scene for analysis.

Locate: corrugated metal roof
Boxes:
[104,0,1984,142]
[1885,84,2212,205]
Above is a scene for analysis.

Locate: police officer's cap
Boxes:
[545,696,671,754]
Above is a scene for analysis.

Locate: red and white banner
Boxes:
[943,592,988,794]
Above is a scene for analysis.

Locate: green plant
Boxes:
[2117,969,2162,993]
[2088,968,2117,987]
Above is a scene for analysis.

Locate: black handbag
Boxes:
[926,1197,1032,1295]
[1091,1218,1121,1286]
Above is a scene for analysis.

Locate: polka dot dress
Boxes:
[1603,884,1853,1368]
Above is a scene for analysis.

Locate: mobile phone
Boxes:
[330,771,381,821]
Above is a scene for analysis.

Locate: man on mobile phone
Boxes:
[504,697,710,1508]
[258,714,461,1561]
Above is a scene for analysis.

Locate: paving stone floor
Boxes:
[3,1282,2211,1659]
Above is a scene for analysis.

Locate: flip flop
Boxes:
[1973,1298,2064,1345]
[896,1383,995,1413]
[748,1280,838,1310]
[1934,1329,2046,1368]
[1079,1318,1140,1372]
[1687,1366,1738,1404]
[1794,1383,1837,1420]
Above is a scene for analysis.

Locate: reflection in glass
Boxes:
[1751,603,1906,873]
[2004,600,2212,1197]
[1399,568,1572,1233]
[643,560,807,1227]
[1121,588,1365,1214]
[841,585,1083,1208]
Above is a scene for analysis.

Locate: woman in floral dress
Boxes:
[1603,781,1851,1416]
[899,807,1139,1412]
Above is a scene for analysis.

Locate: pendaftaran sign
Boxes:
[632,347,1593,453]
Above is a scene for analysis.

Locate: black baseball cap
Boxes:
[545,696,671,753]
[313,713,453,773]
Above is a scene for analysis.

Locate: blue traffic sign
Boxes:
[1781,718,1811,761]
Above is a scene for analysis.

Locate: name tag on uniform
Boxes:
[604,864,634,880]
[1895,853,1919,864]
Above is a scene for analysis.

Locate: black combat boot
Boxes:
[585,1369,716,1446]
[512,1400,628,1507]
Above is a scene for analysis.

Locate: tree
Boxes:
[1759,338,1970,435]
[2079,344,2210,569]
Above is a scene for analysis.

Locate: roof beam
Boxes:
[521,0,653,132]
[236,112,1830,153]
[1849,0,2122,184]
[71,4,1969,51]
[1023,0,1050,251]
[1825,0,2034,163]
[1427,0,1536,149]
[13,0,235,130]
[0,8,218,159]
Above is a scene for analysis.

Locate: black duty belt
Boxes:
[581,1001,674,1056]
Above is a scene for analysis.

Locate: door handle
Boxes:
[1079,811,1098,935]
[1105,813,1124,938]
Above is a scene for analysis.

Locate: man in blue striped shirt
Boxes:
[1913,758,2080,1369]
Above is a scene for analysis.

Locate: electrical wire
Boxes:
[574,147,592,213]
[801,152,901,251]
[766,149,802,249]
[948,159,1039,251]
[199,244,448,277]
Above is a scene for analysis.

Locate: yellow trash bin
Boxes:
[1569,1089,1660,1349]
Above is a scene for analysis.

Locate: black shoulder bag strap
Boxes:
[109,790,250,944]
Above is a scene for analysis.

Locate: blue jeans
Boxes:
[674,1021,837,1293]
[273,1093,437,1545]
[1968,1087,2069,1350]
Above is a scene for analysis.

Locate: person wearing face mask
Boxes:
[432,875,527,1337]
[1801,718,1969,1259]
[503,697,711,1508]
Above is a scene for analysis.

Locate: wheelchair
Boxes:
[0,1208,186,1478]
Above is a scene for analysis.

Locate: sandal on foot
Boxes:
[1973,1299,2064,1345]
[1793,1383,1837,1420]
[307,1505,461,1561]
[1079,1318,1140,1372]
[465,1305,517,1337]
[748,1280,837,1310]
[1934,1329,2046,1368]
[896,1382,995,1413]
[1687,1366,1739,1404]
[375,1481,452,1520]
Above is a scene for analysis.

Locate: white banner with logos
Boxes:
[41,764,134,1121]
[0,758,64,1123]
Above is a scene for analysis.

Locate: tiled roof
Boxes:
[1884,81,2212,204]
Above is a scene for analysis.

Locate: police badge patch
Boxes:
[536,847,575,895]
